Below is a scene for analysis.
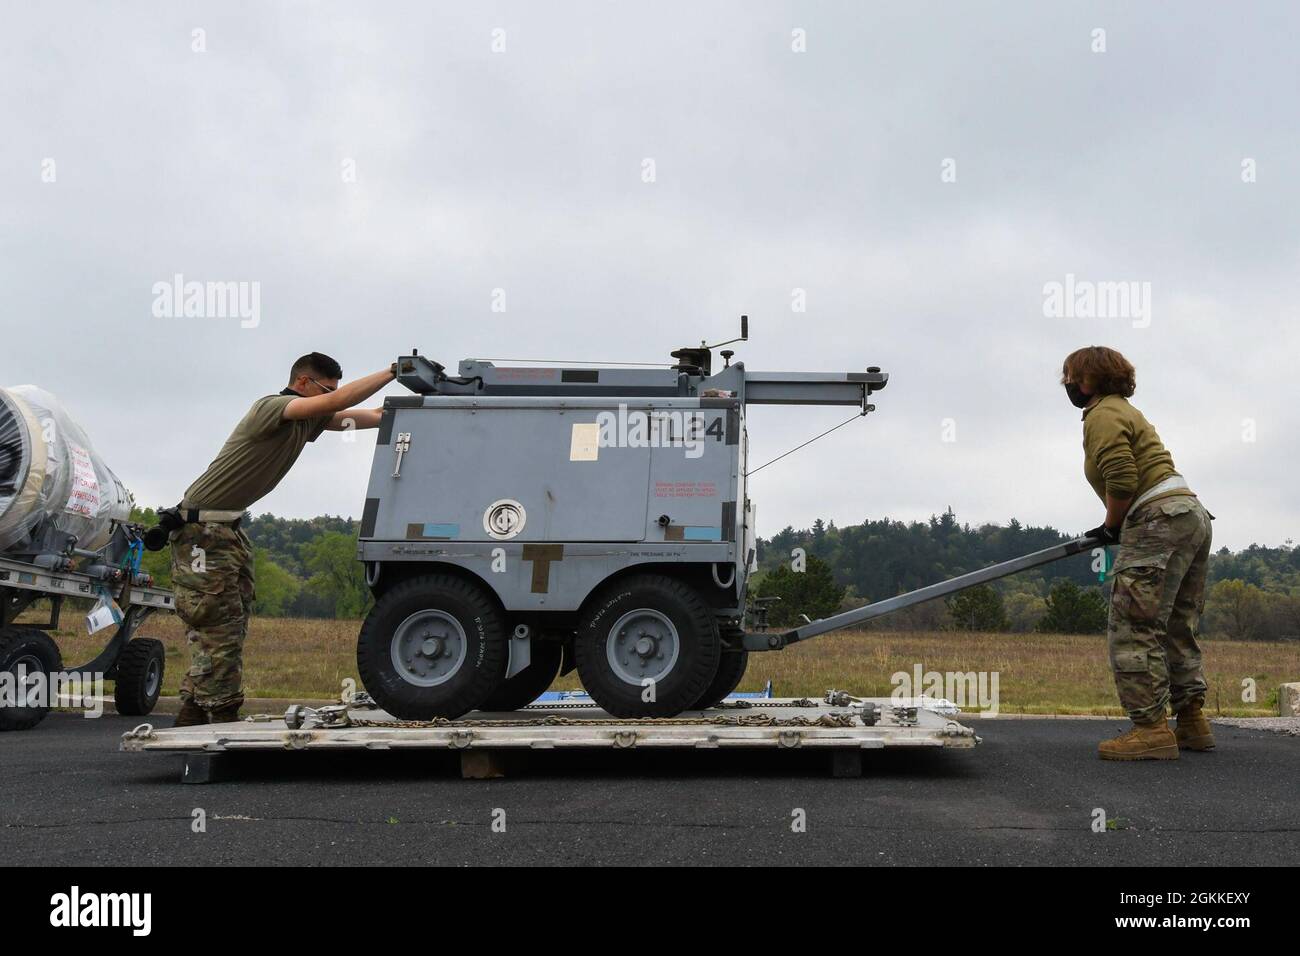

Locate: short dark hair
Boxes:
[1060,346,1135,397]
[290,352,342,382]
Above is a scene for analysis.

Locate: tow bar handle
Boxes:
[744,536,1098,650]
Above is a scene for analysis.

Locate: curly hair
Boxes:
[1060,346,1135,397]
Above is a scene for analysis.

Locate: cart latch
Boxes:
[392,432,412,478]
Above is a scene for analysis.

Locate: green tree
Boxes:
[303,531,371,618]
[1204,579,1266,640]
[1004,589,1048,633]
[947,584,1008,631]
[1036,580,1108,634]
[252,549,302,616]
[754,554,844,627]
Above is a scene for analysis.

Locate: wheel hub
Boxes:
[607,609,680,686]
[11,654,45,706]
[391,610,467,687]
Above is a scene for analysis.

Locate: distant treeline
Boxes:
[131,506,1299,640]
[134,508,368,619]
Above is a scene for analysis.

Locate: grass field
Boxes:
[36,614,1299,716]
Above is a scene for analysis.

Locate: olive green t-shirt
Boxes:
[1081,394,1182,503]
[183,395,331,511]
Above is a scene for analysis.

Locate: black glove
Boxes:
[1086,523,1121,544]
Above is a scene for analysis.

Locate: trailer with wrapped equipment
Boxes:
[0,385,174,731]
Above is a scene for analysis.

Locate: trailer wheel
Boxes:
[0,626,62,732]
[113,638,166,716]
[480,640,563,712]
[575,575,720,718]
[357,574,508,720]
[690,649,749,711]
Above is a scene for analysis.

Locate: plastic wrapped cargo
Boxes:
[0,385,133,554]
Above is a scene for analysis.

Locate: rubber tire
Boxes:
[113,638,166,716]
[357,574,508,720]
[690,649,749,711]
[480,640,564,712]
[575,574,721,718]
[0,626,63,732]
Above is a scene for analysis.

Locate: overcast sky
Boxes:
[2,2,1296,551]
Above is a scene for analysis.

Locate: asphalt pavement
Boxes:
[2,712,1296,866]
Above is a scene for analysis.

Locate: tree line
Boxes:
[755,508,1299,641]
[132,508,370,619]
[129,505,1299,640]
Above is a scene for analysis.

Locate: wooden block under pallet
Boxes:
[460,749,508,779]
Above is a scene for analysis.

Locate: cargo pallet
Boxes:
[120,695,979,782]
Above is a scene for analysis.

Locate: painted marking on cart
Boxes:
[521,544,564,593]
[376,408,395,444]
[569,422,600,461]
[360,497,380,538]
[404,522,460,540]
[653,481,718,497]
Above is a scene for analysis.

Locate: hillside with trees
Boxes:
[130,505,1299,639]
[756,508,1299,640]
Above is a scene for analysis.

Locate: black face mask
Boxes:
[280,387,304,397]
[1064,383,1091,408]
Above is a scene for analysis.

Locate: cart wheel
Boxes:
[575,574,721,718]
[0,626,62,732]
[690,649,749,711]
[480,640,563,712]
[113,638,166,716]
[357,573,508,720]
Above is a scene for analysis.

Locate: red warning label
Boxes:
[654,481,717,498]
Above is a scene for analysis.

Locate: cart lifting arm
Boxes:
[744,536,1098,651]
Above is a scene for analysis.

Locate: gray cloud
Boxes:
[2,1,1295,549]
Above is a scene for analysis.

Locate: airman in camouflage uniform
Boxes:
[168,353,395,727]
[1108,494,1213,727]
[171,521,255,714]
[1062,346,1215,760]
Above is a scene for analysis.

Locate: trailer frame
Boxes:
[0,554,175,729]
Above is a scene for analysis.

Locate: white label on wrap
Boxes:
[86,600,121,635]
[65,443,100,517]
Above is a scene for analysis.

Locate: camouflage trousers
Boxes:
[1108,494,1213,723]
[170,522,255,711]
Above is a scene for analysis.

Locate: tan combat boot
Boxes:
[1173,700,1215,751]
[173,700,208,728]
[1098,718,1179,761]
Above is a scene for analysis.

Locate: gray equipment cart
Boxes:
[355,319,1095,720]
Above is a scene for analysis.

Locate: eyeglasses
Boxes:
[308,378,337,394]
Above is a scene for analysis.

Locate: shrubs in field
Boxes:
[947,585,1010,632]
[1035,581,1108,634]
